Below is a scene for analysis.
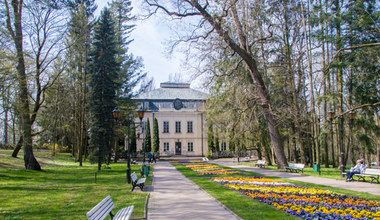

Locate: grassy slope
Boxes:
[0,150,150,220]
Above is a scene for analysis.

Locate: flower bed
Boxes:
[182,162,245,175]
[213,177,380,219]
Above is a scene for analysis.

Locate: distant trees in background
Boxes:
[144,0,379,167]
[1,0,378,170]
[0,0,149,170]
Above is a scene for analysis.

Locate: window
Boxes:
[221,142,227,151]
[164,142,169,152]
[175,121,181,133]
[163,121,169,133]
[187,121,193,133]
[188,142,194,152]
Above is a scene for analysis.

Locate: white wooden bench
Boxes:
[254,160,266,168]
[232,157,250,163]
[285,163,305,173]
[86,195,134,220]
[131,172,146,191]
[354,168,380,184]
[202,157,209,162]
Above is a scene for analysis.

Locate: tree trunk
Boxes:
[5,0,41,170]
[301,0,320,165]
[321,0,329,167]
[219,1,289,168]
[12,137,23,158]
[148,1,289,168]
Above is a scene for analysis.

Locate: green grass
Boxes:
[0,150,150,220]
[239,162,346,180]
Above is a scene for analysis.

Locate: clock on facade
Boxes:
[173,98,183,110]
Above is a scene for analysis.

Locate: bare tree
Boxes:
[4,0,41,169]
[5,0,67,169]
[143,0,288,168]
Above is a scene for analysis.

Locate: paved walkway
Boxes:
[147,161,240,220]
[213,160,380,196]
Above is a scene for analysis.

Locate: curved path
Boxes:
[147,161,240,220]
[214,160,380,196]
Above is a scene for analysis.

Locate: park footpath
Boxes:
[147,161,240,220]
[213,160,380,196]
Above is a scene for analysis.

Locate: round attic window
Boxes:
[173,98,183,110]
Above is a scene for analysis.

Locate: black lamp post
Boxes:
[349,111,355,128]
[349,111,355,165]
[328,109,335,167]
[137,106,145,165]
[328,109,357,177]
[339,115,345,177]
[112,108,120,164]
[112,107,132,184]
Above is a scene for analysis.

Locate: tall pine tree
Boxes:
[152,117,159,152]
[66,0,96,166]
[208,123,215,152]
[88,8,120,170]
[145,118,152,152]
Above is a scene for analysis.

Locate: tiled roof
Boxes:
[133,82,208,101]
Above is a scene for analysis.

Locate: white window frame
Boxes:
[187,121,193,133]
[175,121,181,133]
[221,142,227,151]
[188,142,194,152]
[164,142,170,152]
[163,121,169,133]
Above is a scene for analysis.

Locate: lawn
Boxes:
[0,150,150,220]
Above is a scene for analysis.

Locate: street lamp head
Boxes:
[349,111,355,120]
[113,107,120,120]
[328,109,335,121]
[137,106,145,120]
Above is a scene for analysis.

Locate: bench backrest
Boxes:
[86,195,114,220]
[295,164,305,169]
[131,172,138,183]
[288,163,295,168]
[364,168,380,175]
[257,160,265,164]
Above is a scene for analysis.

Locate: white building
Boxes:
[133,82,208,156]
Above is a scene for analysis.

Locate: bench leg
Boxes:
[139,184,144,191]
[131,184,136,192]
[370,177,379,184]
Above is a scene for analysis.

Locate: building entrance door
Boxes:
[175,142,181,155]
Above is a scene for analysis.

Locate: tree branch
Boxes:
[325,42,380,71]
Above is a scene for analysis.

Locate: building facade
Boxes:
[133,82,208,157]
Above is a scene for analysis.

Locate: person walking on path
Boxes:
[148,152,153,163]
[346,159,366,182]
